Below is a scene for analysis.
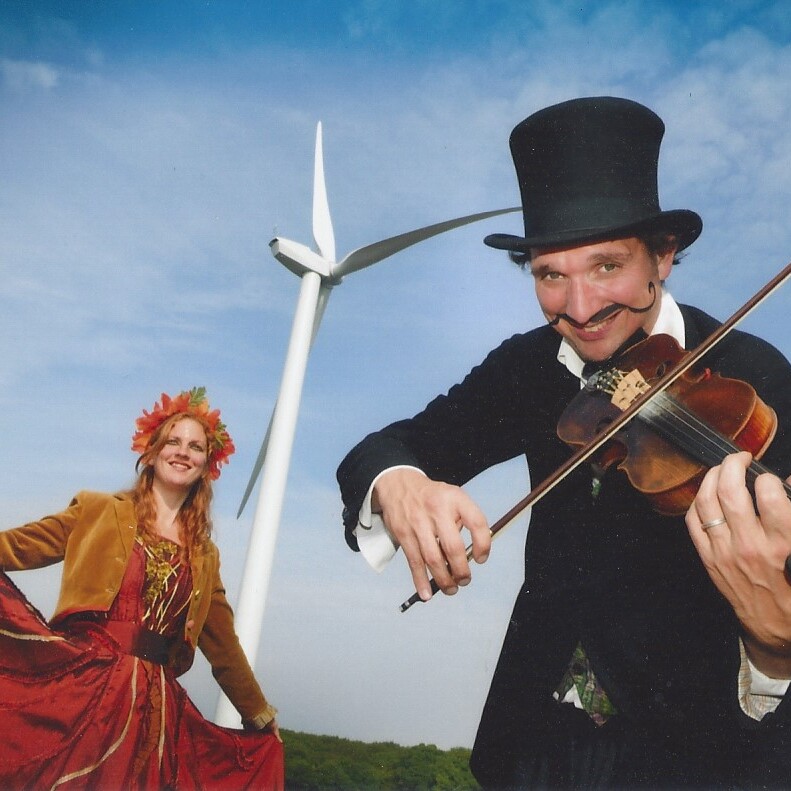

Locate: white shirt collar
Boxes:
[556,288,685,381]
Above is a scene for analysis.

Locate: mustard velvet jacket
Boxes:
[0,490,276,728]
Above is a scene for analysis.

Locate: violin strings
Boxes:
[639,393,740,463]
[639,392,791,498]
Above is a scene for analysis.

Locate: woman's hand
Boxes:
[261,718,282,742]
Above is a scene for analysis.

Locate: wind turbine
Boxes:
[215,122,518,725]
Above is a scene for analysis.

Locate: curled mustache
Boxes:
[547,281,656,328]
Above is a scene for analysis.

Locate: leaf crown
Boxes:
[131,387,235,480]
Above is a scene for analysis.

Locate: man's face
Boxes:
[530,236,674,362]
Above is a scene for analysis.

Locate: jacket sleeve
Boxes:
[197,547,277,728]
[0,493,85,571]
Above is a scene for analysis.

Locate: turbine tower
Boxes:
[215,122,517,725]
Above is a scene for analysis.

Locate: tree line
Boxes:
[282,730,480,790]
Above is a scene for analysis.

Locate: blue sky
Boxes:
[2,0,791,750]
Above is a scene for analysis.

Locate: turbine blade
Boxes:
[312,122,336,262]
[332,206,520,279]
[313,281,332,337]
[237,414,273,518]
[237,283,333,517]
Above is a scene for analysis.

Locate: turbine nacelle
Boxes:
[269,237,338,282]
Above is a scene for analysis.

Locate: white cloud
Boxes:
[0,57,58,90]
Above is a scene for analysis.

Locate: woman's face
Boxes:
[152,417,208,493]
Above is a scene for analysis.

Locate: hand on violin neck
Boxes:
[373,468,490,601]
[687,452,791,677]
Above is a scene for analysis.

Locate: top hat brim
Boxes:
[483,208,702,254]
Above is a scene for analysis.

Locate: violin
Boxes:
[400,261,791,612]
[557,333,778,516]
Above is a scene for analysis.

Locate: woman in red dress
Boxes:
[0,387,284,790]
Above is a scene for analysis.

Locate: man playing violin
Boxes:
[337,97,791,787]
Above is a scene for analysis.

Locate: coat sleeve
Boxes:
[196,547,277,728]
[0,493,84,571]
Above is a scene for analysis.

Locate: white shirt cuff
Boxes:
[354,465,425,572]
[748,655,791,698]
[738,638,790,719]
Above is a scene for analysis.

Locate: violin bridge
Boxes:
[610,369,651,411]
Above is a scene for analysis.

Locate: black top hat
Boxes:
[484,96,702,253]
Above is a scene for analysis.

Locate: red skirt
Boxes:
[0,571,284,790]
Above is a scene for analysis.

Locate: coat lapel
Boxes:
[113,495,138,560]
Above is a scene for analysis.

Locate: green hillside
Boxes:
[282,730,480,790]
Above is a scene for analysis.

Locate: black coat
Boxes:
[337,304,791,787]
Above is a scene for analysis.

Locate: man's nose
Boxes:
[565,278,599,324]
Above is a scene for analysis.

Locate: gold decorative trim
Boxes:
[0,628,66,642]
[50,657,140,790]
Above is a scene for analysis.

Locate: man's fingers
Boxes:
[378,473,490,599]
[458,500,491,564]
[688,453,758,544]
[408,504,490,599]
[754,472,791,539]
[400,535,445,601]
[686,463,725,541]
[419,526,463,593]
[715,453,757,533]
[397,549,454,602]
[397,512,463,599]
[438,492,491,581]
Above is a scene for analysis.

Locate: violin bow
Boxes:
[400,260,791,612]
